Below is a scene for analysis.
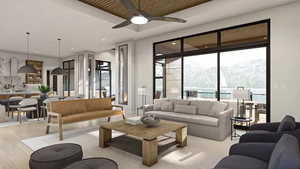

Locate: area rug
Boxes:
[22,126,238,169]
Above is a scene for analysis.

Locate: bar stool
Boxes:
[17,98,38,124]
[7,96,24,119]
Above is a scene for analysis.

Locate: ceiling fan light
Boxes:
[130,15,148,25]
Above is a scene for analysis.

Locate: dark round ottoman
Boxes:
[64,158,118,169]
[29,143,83,169]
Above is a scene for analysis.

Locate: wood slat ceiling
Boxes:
[78,0,211,19]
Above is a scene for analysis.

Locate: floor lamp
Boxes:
[137,87,147,116]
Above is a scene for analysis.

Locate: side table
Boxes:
[230,117,252,140]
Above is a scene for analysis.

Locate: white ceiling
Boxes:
[0,0,298,57]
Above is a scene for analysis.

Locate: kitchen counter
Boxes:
[0,91,40,100]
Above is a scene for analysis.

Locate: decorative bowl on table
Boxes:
[141,114,160,128]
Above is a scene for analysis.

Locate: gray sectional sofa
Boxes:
[143,99,233,141]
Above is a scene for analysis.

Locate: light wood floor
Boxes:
[0,121,81,169]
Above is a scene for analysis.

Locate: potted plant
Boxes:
[38,85,51,100]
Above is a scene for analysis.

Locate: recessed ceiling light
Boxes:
[172,42,177,45]
[156,53,163,56]
[101,38,106,41]
[71,48,75,50]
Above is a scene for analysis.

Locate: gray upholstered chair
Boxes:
[240,115,300,143]
[214,134,300,169]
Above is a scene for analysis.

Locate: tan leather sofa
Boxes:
[46,98,125,140]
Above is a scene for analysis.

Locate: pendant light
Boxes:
[17,32,38,74]
[51,38,63,75]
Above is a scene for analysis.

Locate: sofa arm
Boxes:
[218,108,234,118]
[249,122,280,132]
[239,132,282,143]
[229,143,275,162]
[143,104,154,113]
[112,105,124,111]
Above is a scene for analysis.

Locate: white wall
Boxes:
[134,1,300,122]
[0,50,61,89]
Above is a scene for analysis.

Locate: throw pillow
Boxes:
[277,115,296,132]
[161,102,173,112]
[268,134,300,169]
[172,99,190,105]
[153,104,161,111]
[174,105,197,115]
[153,99,170,111]
[210,102,227,117]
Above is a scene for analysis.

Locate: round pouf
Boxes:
[29,143,83,169]
[64,158,118,169]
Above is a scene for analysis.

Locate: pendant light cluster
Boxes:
[17,32,64,75]
[51,38,64,75]
[17,32,38,74]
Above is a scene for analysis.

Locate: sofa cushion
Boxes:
[61,110,122,124]
[210,102,227,117]
[215,155,268,169]
[160,102,174,112]
[171,99,190,105]
[190,100,214,116]
[277,115,296,132]
[153,99,170,111]
[174,105,197,115]
[268,134,300,169]
[49,100,87,116]
[146,111,218,127]
[85,98,112,112]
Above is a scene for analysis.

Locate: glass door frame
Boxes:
[96,60,112,98]
[153,19,271,122]
[63,60,75,97]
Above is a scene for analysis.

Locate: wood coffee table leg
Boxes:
[99,127,112,148]
[176,127,187,147]
[142,138,158,166]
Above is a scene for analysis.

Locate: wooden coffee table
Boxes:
[99,120,187,166]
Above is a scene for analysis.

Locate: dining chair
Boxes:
[17,98,38,124]
[7,96,24,119]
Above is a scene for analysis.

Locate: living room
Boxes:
[0,0,300,169]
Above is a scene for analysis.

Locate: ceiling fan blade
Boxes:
[120,0,141,15]
[112,20,132,29]
[151,16,187,23]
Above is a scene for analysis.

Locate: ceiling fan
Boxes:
[112,0,187,29]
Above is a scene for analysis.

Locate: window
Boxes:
[63,60,75,97]
[95,61,112,98]
[221,23,268,47]
[220,48,266,103]
[184,33,218,52]
[154,40,181,57]
[184,53,217,100]
[118,44,128,105]
[153,20,270,122]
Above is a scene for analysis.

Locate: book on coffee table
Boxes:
[125,116,142,125]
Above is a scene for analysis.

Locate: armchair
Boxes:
[240,115,300,143]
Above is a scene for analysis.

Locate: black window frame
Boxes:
[95,60,112,98]
[63,60,75,97]
[153,19,271,122]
